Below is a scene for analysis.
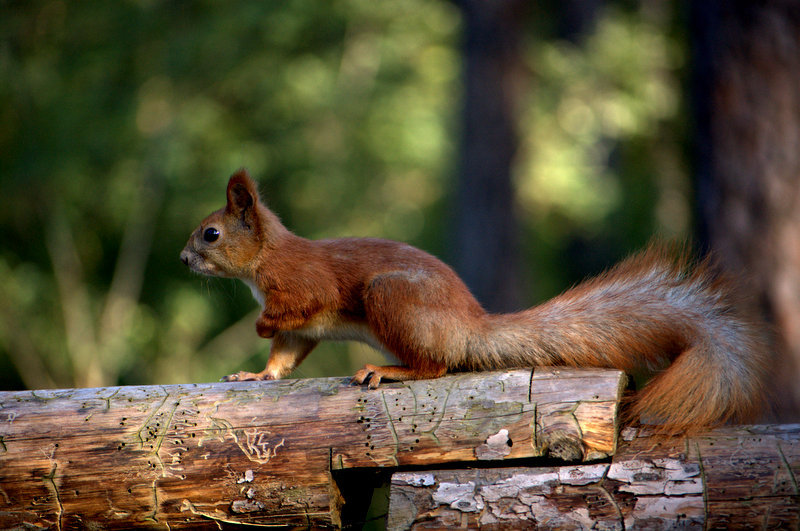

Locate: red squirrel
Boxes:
[180,169,771,433]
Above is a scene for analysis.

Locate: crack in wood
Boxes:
[427,380,454,439]
[380,390,401,466]
[527,368,535,403]
[100,388,121,410]
[41,462,63,531]
[145,478,159,524]
[29,390,59,402]
[694,441,709,529]
[596,480,624,526]
[141,395,181,477]
[135,392,170,451]
[180,499,284,528]
[776,441,799,495]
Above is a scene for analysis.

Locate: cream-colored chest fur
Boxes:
[241,278,265,307]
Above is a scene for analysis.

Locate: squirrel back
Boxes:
[181,170,772,434]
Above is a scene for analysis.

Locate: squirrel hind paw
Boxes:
[351,365,383,388]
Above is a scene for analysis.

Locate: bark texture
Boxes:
[388,424,800,529]
[0,368,624,528]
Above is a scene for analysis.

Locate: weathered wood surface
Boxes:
[387,423,800,530]
[0,368,625,529]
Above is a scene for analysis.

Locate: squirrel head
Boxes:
[180,169,286,279]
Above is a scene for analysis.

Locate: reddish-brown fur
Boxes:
[180,170,772,434]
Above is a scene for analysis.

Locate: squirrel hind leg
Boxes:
[362,271,476,371]
[351,363,447,389]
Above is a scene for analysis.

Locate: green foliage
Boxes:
[0,1,686,389]
[517,3,688,297]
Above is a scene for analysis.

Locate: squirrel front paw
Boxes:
[221,371,275,382]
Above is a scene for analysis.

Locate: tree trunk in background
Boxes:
[452,0,527,312]
[555,0,602,44]
[691,2,800,420]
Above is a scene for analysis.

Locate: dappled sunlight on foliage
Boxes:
[517,6,687,240]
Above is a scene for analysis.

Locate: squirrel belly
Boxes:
[181,169,772,434]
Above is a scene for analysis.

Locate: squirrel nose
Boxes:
[180,250,190,266]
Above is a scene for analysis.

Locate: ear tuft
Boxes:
[225,169,261,228]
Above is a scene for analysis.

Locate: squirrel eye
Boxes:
[203,227,220,242]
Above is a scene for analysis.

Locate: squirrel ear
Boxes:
[225,168,260,229]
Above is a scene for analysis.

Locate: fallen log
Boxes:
[387,423,800,529]
[0,368,625,528]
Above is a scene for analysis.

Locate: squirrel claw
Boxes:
[350,372,369,386]
[351,365,382,388]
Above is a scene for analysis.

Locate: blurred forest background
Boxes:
[1,0,798,417]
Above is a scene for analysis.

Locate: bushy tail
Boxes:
[463,244,773,434]
[625,327,770,433]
